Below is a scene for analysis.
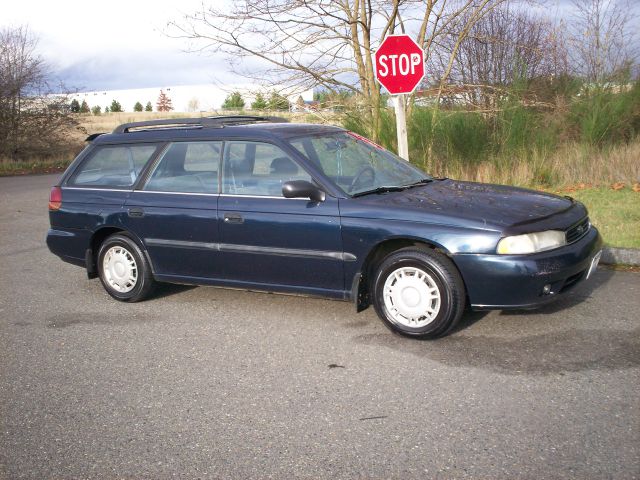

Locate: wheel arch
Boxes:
[87,227,155,278]
[351,237,458,312]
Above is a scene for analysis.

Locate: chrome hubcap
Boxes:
[102,246,138,293]
[383,267,441,328]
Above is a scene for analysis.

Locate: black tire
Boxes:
[97,233,155,302]
[372,247,466,338]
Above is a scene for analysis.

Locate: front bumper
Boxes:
[452,227,602,309]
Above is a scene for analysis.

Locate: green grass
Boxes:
[568,188,640,248]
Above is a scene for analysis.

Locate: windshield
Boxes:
[289,132,430,196]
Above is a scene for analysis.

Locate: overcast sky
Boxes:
[3,0,638,93]
[3,0,232,92]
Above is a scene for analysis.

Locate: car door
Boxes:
[217,140,345,297]
[124,141,222,279]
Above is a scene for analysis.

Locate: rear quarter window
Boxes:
[68,144,159,188]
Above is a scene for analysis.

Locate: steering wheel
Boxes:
[349,165,376,193]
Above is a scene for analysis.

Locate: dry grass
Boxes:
[0,155,73,176]
[77,110,341,137]
[79,112,198,136]
[430,140,640,188]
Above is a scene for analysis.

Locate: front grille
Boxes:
[566,217,590,244]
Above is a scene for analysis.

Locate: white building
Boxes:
[69,83,314,113]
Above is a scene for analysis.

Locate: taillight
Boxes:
[49,186,62,211]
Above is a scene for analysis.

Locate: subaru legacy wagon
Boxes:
[47,116,602,338]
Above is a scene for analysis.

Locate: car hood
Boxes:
[346,179,585,232]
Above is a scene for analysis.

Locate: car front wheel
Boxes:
[372,247,466,338]
[97,234,155,302]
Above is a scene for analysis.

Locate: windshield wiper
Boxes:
[351,179,433,197]
[351,186,407,197]
[402,178,433,188]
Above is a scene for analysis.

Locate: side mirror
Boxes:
[282,180,326,202]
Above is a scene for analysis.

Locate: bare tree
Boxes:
[187,97,200,112]
[569,0,637,84]
[0,26,79,160]
[169,0,507,141]
[431,4,568,108]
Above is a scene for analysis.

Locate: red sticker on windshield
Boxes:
[347,131,385,150]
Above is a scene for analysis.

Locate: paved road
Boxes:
[0,174,638,479]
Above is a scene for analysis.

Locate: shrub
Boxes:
[222,91,245,110]
[110,99,123,113]
[251,92,267,110]
[267,91,289,111]
[79,100,90,114]
[570,81,640,147]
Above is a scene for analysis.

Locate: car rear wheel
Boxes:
[372,247,466,338]
[97,234,155,302]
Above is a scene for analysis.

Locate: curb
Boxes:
[601,247,640,266]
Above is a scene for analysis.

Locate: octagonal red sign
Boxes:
[374,35,425,95]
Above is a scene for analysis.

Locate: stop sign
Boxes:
[374,35,425,95]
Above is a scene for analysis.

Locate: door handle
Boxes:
[128,207,145,218]
[224,213,244,224]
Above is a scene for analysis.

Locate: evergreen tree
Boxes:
[69,99,80,113]
[251,92,267,110]
[91,105,101,115]
[156,90,173,112]
[133,101,143,112]
[222,91,245,110]
[144,101,153,112]
[104,106,110,113]
[268,91,289,111]
[79,100,90,114]
[110,99,123,112]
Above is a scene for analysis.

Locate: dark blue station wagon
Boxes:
[47,116,603,338]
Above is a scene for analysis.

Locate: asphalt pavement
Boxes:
[0,174,638,479]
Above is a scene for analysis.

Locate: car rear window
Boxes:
[68,144,159,189]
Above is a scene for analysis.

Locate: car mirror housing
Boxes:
[282,180,326,202]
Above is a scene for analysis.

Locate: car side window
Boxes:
[68,144,158,188]
[143,142,222,194]
[222,141,311,196]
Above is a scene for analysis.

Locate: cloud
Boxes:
[54,49,233,92]
[4,0,233,91]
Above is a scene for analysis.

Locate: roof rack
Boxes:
[112,115,289,134]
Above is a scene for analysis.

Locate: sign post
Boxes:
[374,35,425,161]
[394,95,408,160]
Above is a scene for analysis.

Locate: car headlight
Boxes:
[496,230,566,254]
